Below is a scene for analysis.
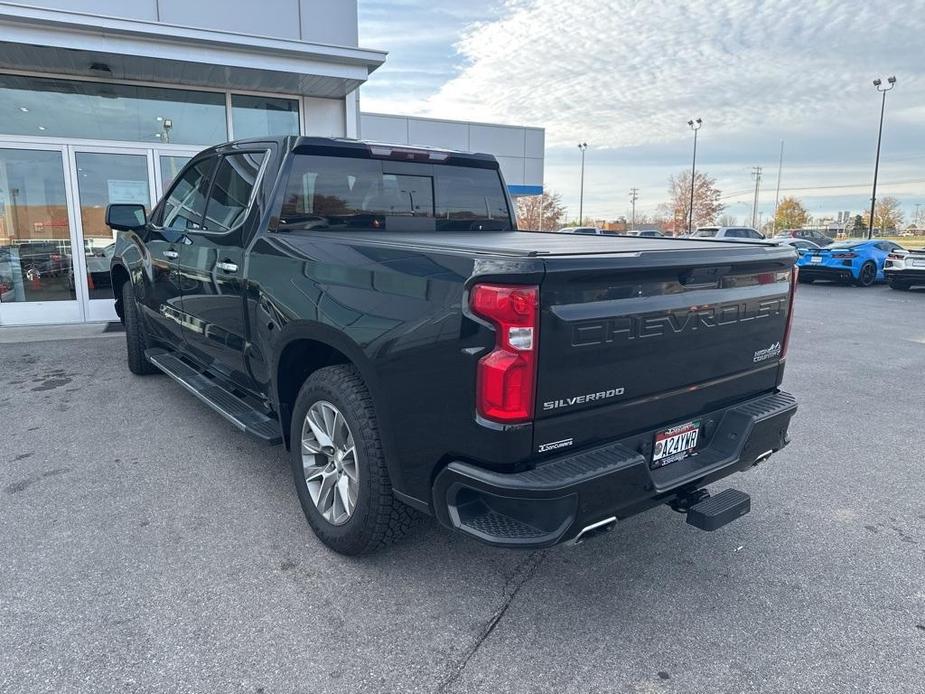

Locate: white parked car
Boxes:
[625,229,663,237]
[884,247,925,290]
[559,226,605,235]
[691,226,767,242]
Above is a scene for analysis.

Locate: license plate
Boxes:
[912,259,925,267]
[652,420,701,468]
[810,256,823,263]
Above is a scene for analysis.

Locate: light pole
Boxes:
[751,166,762,228]
[868,76,896,239]
[687,118,702,234]
[629,188,638,231]
[577,143,588,223]
[772,140,783,233]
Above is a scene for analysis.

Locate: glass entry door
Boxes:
[0,144,81,325]
[0,142,201,325]
[69,147,156,322]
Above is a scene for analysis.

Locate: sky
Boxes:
[357,0,925,226]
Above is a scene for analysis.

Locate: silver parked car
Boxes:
[691,226,766,242]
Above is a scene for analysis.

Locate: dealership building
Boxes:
[0,0,544,326]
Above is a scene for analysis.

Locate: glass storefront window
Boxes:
[0,74,227,145]
[232,94,300,139]
[0,148,74,303]
[74,152,151,301]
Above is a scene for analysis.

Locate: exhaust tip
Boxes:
[572,516,617,545]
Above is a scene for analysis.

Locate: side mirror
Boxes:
[106,204,147,232]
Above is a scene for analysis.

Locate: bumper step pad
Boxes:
[434,390,794,547]
[686,489,751,531]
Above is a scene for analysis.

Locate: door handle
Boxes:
[163,249,179,259]
[216,261,238,273]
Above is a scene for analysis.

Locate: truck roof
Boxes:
[209,136,501,168]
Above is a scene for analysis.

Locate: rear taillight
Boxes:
[470,283,539,423]
[781,268,798,360]
[832,252,856,259]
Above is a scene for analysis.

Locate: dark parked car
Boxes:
[107,136,798,554]
[774,229,834,246]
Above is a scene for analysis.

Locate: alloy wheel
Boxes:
[300,400,359,526]
[859,262,876,286]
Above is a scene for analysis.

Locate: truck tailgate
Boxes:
[533,244,795,454]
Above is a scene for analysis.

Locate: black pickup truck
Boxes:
[107,136,798,555]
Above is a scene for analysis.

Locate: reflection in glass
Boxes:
[160,155,191,192]
[160,158,215,231]
[204,153,267,232]
[0,74,227,145]
[74,152,150,300]
[278,155,511,232]
[0,148,74,303]
[231,94,300,139]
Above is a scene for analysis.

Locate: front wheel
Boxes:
[888,279,911,291]
[855,261,877,287]
[122,281,159,375]
[289,365,416,555]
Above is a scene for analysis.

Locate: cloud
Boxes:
[360,0,925,219]
[418,0,924,149]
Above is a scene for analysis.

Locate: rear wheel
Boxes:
[797,275,814,284]
[856,261,877,287]
[289,364,416,555]
[122,281,159,375]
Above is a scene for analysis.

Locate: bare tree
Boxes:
[863,196,904,233]
[515,190,567,231]
[717,214,738,226]
[657,170,725,234]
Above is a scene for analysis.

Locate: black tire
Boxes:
[797,275,814,284]
[289,364,416,555]
[888,280,911,291]
[122,281,159,375]
[856,261,877,287]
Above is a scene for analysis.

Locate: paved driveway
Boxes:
[1,283,924,693]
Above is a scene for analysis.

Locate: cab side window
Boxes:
[202,152,267,233]
[160,157,216,230]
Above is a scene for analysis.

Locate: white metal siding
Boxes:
[359,113,545,192]
[4,0,360,46]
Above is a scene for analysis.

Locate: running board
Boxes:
[145,348,282,445]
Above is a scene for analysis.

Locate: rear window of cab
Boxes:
[277,155,513,232]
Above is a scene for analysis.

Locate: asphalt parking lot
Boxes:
[2,283,924,694]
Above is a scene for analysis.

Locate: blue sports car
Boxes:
[796,239,904,287]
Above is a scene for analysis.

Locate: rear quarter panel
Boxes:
[244,231,543,504]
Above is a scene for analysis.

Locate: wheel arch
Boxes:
[271,322,385,450]
[110,262,131,321]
